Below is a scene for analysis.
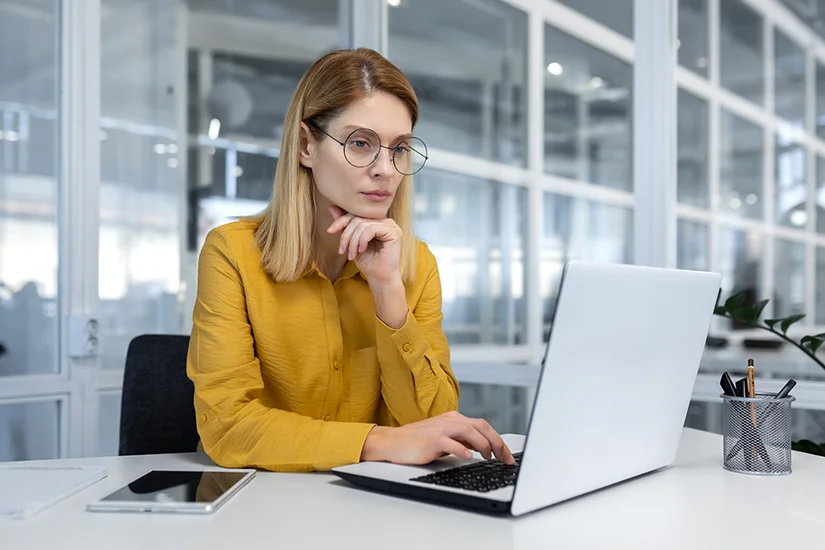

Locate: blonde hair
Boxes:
[250,48,418,283]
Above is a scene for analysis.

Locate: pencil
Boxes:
[747,359,755,395]
[747,358,758,462]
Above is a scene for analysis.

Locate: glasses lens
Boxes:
[343,128,381,168]
[391,137,428,175]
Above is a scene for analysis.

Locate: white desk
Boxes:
[2,428,824,549]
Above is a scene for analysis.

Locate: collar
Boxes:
[301,260,363,283]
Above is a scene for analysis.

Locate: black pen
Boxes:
[774,379,797,399]
[720,372,737,396]
[735,378,749,398]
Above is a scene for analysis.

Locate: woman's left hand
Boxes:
[327,205,402,287]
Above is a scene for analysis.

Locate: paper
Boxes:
[0,465,108,519]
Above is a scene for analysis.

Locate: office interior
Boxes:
[1,0,825,462]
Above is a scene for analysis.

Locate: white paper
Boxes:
[0,465,108,519]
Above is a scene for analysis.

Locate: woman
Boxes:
[187,48,514,472]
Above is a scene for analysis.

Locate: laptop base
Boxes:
[334,470,513,515]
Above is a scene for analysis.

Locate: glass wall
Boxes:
[188,0,340,249]
[678,0,825,442]
[720,0,764,106]
[414,171,527,345]
[0,401,60,461]
[387,0,532,346]
[0,0,60,377]
[99,0,184,375]
[0,0,62,461]
[388,0,528,167]
[555,0,633,39]
[678,0,825,340]
[544,25,633,190]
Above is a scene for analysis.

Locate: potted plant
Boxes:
[713,291,825,456]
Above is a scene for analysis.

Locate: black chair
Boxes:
[119,334,199,456]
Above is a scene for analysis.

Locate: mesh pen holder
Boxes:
[721,393,795,476]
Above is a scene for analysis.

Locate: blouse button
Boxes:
[402,343,412,352]
[200,414,207,425]
[333,360,341,370]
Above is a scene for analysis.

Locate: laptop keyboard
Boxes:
[410,452,523,493]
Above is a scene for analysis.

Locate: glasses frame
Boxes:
[307,120,428,176]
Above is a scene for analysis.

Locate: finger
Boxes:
[436,436,473,461]
[470,418,514,464]
[338,217,362,255]
[349,223,373,260]
[357,225,376,254]
[448,424,493,460]
[356,223,379,254]
[327,210,354,234]
[328,214,354,235]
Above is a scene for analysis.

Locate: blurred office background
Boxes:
[2,0,825,460]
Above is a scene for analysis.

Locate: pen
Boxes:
[774,379,797,399]
[735,378,749,398]
[720,372,737,396]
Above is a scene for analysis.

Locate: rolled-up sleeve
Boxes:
[375,251,459,424]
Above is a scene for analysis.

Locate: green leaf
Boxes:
[724,292,747,313]
[801,336,825,354]
[728,300,769,325]
[764,318,781,330]
[780,314,806,335]
[714,306,728,316]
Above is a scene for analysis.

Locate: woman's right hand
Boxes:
[360,411,515,465]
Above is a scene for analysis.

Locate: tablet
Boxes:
[86,469,256,514]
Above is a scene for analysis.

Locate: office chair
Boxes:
[119,334,199,456]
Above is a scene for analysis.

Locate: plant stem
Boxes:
[717,313,825,371]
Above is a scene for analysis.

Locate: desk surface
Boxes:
[2,428,824,550]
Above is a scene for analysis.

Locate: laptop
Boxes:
[332,260,722,516]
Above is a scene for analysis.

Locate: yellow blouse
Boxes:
[186,220,459,472]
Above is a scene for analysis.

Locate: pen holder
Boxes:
[721,393,795,476]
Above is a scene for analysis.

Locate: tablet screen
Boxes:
[100,470,248,504]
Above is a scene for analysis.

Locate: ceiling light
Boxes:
[167,158,179,168]
[589,77,603,88]
[745,194,758,205]
[4,131,19,142]
[546,62,563,76]
[234,165,244,178]
[154,143,167,154]
[696,57,708,68]
[208,118,221,140]
[729,198,742,209]
[790,210,807,227]
[387,0,401,5]
[168,143,179,154]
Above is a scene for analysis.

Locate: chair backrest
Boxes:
[119,334,199,456]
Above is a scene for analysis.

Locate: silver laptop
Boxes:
[332,260,722,516]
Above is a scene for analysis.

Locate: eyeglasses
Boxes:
[308,121,428,176]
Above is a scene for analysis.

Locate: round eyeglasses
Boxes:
[309,122,428,176]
